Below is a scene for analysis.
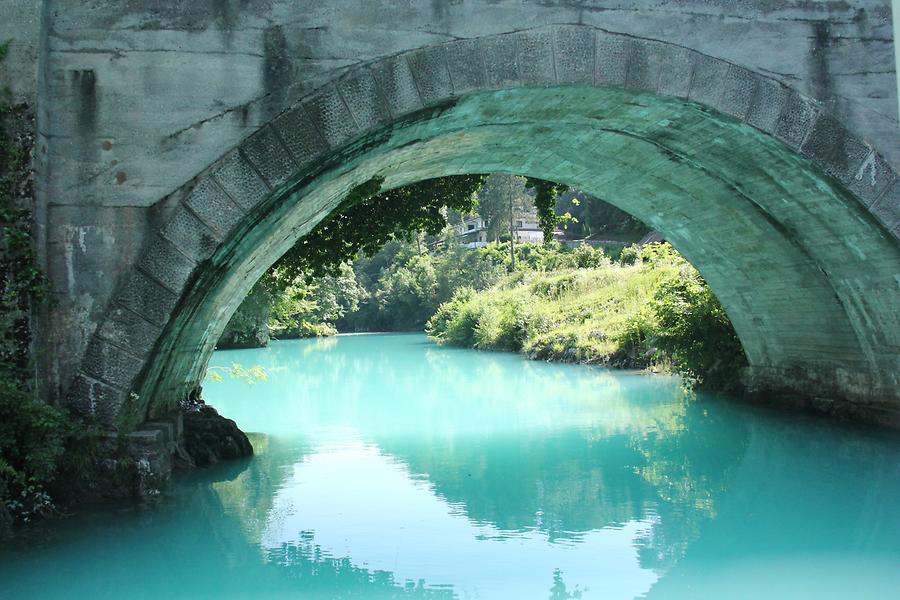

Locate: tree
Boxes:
[474,174,533,242]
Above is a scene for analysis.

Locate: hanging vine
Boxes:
[525,178,569,243]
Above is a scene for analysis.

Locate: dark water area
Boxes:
[2,333,899,599]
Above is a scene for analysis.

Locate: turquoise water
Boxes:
[3,333,900,599]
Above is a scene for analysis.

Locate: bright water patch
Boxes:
[2,333,900,599]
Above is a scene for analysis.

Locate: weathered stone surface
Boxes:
[483,34,519,89]
[161,207,220,263]
[869,179,900,232]
[445,39,487,95]
[746,78,789,134]
[115,271,180,328]
[212,151,270,212]
[68,374,128,422]
[337,70,391,132]
[240,126,296,189]
[304,84,358,148]
[272,105,329,168]
[595,33,628,87]
[408,45,454,105]
[554,26,594,84]
[516,29,555,86]
[718,65,758,121]
[774,92,820,149]
[848,152,895,207]
[801,115,871,186]
[689,54,730,108]
[184,178,246,239]
[97,304,162,359]
[80,338,144,390]
[371,56,422,118]
[138,235,197,294]
[655,46,694,99]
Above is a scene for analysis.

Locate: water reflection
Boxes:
[2,334,899,599]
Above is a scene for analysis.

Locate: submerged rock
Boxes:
[182,405,253,467]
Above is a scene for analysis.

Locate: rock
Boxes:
[182,405,253,467]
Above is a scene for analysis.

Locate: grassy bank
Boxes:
[427,244,747,391]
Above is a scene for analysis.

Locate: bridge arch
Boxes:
[67,25,900,429]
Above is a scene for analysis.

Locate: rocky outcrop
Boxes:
[182,405,253,467]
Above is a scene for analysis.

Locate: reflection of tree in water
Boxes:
[375,390,749,569]
[550,568,585,599]
[266,538,455,599]
[629,397,750,571]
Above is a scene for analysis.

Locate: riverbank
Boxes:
[426,244,747,392]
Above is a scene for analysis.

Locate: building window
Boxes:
[468,224,475,231]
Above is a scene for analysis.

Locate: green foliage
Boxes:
[650,266,747,390]
[276,175,486,279]
[474,174,532,242]
[427,243,747,390]
[525,178,569,242]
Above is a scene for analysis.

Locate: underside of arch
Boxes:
[68,27,900,430]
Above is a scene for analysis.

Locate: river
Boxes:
[2,333,899,599]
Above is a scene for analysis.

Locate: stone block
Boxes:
[718,65,758,120]
[116,270,180,328]
[337,69,390,133]
[624,39,660,92]
[655,46,694,99]
[184,177,246,239]
[160,206,220,263]
[138,235,197,294]
[445,38,487,95]
[140,422,174,445]
[68,374,127,425]
[554,26,594,84]
[847,152,895,207]
[240,126,296,189]
[688,54,730,109]
[408,45,454,105]
[800,114,871,186]
[869,178,900,232]
[272,105,329,171]
[212,150,270,211]
[80,337,145,391]
[371,55,422,118]
[746,77,788,134]
[304,84,358,149]
[483,34,519,89]
[595,33,628,87]
[129,429,163,449]
[774,91,820,149]
[97,304,163,360]
[516,29,555,86]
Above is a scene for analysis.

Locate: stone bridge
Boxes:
[3,1,899,429]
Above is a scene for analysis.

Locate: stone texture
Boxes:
[516,29,556,86]
[655,46,694,99]
[801,115,871,186]
[624,39,661,92]
[595,33,628,88]
[483,34,519,89]
[869,179,900,232]
[847,152,895,208]
[774,92,820,149]
[184,178,246,239]
[97,304,163,360]
[554,26,594,84]
[337,70,391,132]
[240,126,296,189]
[272,105,329,169]
[408,45,454,105]
[304,84,359,148]
[161,207,220,263]
[212,150,270,212]
[746,78,789,134]
[68,374,127,423]
[371,55,422,118]
[183,404,253,468]
[138,235,197,294]
[116,270,180,328]
[445,39,487,95]
[718,66,758,121]
[81,337,145,390]
[689,54,730,109]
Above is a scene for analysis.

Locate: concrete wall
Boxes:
[22,1,900,422]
